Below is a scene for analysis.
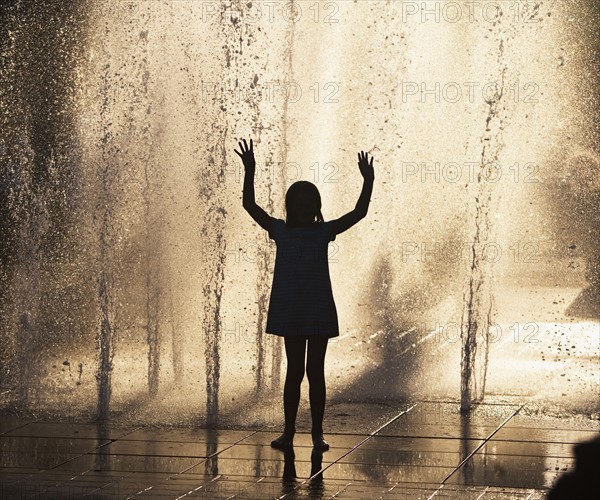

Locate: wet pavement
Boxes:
[0,402,598,499]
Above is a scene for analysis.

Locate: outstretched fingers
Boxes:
[234,141,243,156]
[234,138,254,156]
[241,138,253,151]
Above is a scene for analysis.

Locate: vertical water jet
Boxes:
[199,121,229,425]
[136,16,168,398]
[94,9,118,421]
[460,24,511,410]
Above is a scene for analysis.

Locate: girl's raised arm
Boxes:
[234,138,274,233]
[330,151,375,236]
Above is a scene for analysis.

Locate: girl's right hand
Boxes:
[234,138,256,171]
[358,151,374,181]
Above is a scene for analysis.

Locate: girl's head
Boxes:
[285,181,324,227]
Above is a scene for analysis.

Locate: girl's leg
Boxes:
[283,335,307,435]
[306,335,329,447]
[272,335,306,448]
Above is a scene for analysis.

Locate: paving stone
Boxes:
[0,415,32,435]
[3,422,141,440]
[0,404,593,499]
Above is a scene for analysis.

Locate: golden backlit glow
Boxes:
[0,1,598,424]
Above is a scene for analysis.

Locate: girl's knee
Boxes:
[306,367,324,384]
[286,365,305,384]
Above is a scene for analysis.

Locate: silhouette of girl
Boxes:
[234,138,374,451]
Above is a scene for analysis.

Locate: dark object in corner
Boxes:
[547,435,600,499]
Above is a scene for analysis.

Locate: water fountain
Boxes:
[1,0,598,426]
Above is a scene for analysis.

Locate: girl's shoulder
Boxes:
[268,218,286,241]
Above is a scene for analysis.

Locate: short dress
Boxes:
[265,218,339,338]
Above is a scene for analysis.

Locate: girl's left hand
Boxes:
[358,150,374,181]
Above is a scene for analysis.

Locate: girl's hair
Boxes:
[285,180,324,227]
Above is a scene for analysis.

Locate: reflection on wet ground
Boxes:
[1,402,598,499]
